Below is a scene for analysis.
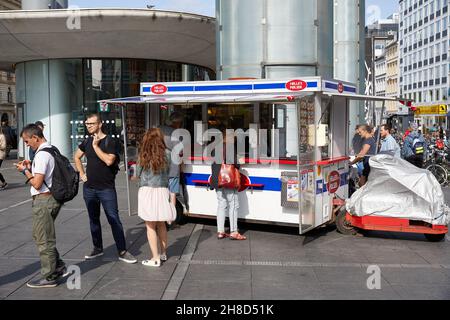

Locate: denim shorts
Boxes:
[168,177,180,194]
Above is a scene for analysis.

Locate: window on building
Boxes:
[436,89,440,100]
[7,87,12,103]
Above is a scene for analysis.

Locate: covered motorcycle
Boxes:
[339,154,449,241]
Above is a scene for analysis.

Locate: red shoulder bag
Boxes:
[217,164,241,190]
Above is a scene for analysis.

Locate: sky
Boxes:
[69,0,399,23]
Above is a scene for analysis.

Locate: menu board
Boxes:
[299,97,315,155]
[125,104,146,145]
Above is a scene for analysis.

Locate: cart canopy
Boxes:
[98,77,398,105]
[98,92,311,104]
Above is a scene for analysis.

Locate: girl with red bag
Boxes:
[210,130,247,240]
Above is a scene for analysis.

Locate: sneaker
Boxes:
[27,277,58,288]
[55,263,69,278]
[0,182,7,190]
[118,251,137,264]
[142,259,161,267]
[160,254,167,262]
[84,247,104,260]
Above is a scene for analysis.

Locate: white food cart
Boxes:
[100,77,393,235]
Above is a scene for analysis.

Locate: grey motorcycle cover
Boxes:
[346,154,450,226]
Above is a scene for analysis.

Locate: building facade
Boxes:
[375,52,387,97]
[385,37,400,114]
[0,0,20,128]
[365,14,399,124]
[0,71,16,127]
[399,0,449,129]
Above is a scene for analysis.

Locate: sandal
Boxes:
[142,259,161,267]
[217,232,229,239]
[229,232,247,240]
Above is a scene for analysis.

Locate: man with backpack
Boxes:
[74,113,137,264]
[401,122,427,168]
[16,124,69,288]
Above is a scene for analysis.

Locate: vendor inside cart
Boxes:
[155,98,332,163]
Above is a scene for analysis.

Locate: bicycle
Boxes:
[425,145,449,186]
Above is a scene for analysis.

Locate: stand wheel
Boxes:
[424,233,446,242]
[336,209,358,235]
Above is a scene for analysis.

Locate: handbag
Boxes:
[217,164,241,190]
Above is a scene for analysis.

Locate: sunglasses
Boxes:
[85,122,99,127]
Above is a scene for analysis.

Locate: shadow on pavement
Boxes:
[0,261,40,287]
[0,182,28,191]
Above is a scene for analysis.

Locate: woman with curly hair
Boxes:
[137,128,176,267]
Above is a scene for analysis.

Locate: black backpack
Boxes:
[39,146,80,204]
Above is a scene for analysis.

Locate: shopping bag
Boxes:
[217,164,241,190]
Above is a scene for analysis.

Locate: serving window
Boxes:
[155,102,304,161]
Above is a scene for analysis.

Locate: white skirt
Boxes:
[138,187,176,222]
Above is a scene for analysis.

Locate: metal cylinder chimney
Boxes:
[333,0,366,142]
[216,0,334,80]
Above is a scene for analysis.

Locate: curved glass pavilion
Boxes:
[15,58,214,156]
[0,8,216,157]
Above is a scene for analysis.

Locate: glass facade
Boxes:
[16,58,215,158]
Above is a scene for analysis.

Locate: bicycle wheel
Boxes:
[426,164,448,185]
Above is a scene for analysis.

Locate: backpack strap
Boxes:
[35,146,58,189]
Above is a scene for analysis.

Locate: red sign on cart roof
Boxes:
[286,80,307,91]
[151,84,168,94]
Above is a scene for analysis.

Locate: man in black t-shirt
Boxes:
[74,114,137,264]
